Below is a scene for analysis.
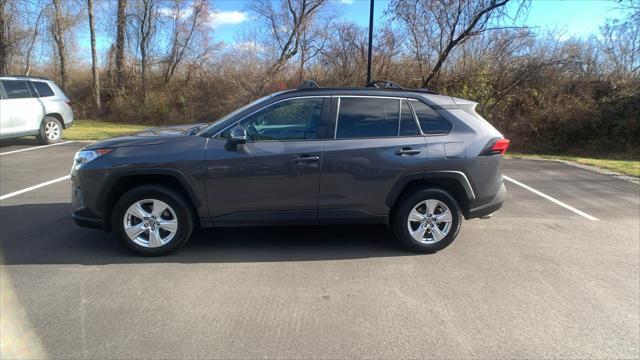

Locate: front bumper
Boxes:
[467,182,506,219]
[71,211,104,229]
[71,181,104,229]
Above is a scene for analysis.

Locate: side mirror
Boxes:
[225,125,247,151]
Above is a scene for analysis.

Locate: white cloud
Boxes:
[209,10,249,27]
[159,7,248,28]
[340,0,354,4]
[233,41,263,52]
[159,7,193,19]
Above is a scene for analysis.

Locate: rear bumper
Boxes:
[467,182,506,219]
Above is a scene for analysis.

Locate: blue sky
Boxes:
[209,0,623,44]
[77,0,624,60]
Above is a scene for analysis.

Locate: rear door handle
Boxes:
[291,154,320,163]
[395,147,421,156]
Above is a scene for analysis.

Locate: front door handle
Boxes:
[395,147,421,156]
[291,154,320,163]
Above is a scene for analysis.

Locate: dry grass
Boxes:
[63,120,148,140]
[508,153,639,177]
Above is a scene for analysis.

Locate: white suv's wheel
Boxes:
[36,116,62,144]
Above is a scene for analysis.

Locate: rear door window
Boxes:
[1,80,33,99]
[31,81,55,97]
[411,101,452,135]
[336,97,399,138]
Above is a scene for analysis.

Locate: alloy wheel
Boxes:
[406,199,453,244]
[123,199,178,248]
[45,121,61,140]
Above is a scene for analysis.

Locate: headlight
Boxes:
[73,149,112,169]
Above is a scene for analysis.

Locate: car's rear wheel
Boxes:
[112,185,194,256]
[36,116,62,144]
[392,188,462,253]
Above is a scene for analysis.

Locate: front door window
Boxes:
[221,98,324,141]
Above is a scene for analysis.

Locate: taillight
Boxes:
[480,138,510,156]
[492,139,510,155]
[66,101,72,107]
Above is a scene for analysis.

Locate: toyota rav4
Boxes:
[71,81,509,256]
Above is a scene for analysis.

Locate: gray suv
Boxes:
[71,82,508,256]
[0,76,73,144]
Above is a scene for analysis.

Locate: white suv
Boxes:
[0,76,74,144]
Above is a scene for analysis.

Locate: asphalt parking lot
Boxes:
[1,140,638,359]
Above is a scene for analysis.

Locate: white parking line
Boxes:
[0,175,71,201]
[0,141,74,156]
[503,175,599,221]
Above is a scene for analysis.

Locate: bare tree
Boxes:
[319,23,367,85]
[391,0,528,88]
[133,0,158,104]
[599,1,639,79]
[23,4,47,75]
[249,0,327,79]
[51,0,68,91]
[0,0,8,74]
[87,0,101,110]
[374,27,401,80]
[162,0,209,86]
[295,10,333,83]
[115,0,127,90]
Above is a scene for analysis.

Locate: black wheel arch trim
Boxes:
[385,170,476,208]
[97,168,202,215]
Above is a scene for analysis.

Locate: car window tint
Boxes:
[399,100,420,136]
[32,81,55,97]
[2,80,32,99]
[336,97,399,138]
[221,98,323,141]
[411,101,452,135]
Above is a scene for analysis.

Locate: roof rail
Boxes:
[293,79,439,95]
[299,80,320,89]
[366,80,402,89]
[2,74,50,80]
[411,87,439,95]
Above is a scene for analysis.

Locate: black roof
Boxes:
[295,79,437,95]
[286,88,439,99]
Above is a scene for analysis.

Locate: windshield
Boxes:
[196,91,288,136]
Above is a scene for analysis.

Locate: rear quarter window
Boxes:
[32,81,55,97]
[1,80,33,99]
[411,101,453,135]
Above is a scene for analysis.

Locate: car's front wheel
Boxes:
[392,188,462,253]
[112,185,194,256]
[36,116,63,144]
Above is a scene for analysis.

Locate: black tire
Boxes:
[392,188,462,253]
[36,116,63,144]
[111,185,194,256]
